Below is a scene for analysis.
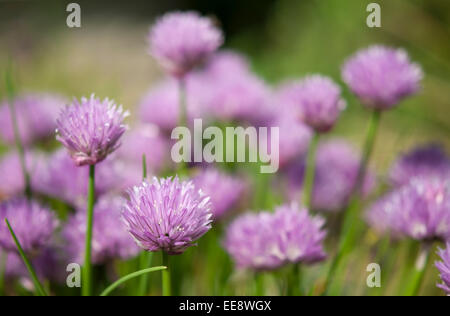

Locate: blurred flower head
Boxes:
[204,50,250,79]
[193,168,245,219]
[0,199,58,255]
[366,177,450,241]
[122,177,213,255]
[63,196,140,264]
[224,203,326,270]
[342,45,423,110]
[287,139,375,212]
[33,148,126,207]
[389,144,450,187]
[436,243,450,294]
[56,94,128,166]
[149,11,223,78]
[0,93,65,146]
[279,76,345,133]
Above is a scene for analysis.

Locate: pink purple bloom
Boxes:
[116,124,169,173]
[223,203,326,270]
[436,243,450,294]
[0,93,65,146]
[204,51,251,79]
[56,94,128,166]
[63,196,140,264]
[342,45,423,110]
[0,199,58,255]
[287,140,375,212]
[193,168,245,219]
[122,177,213,255]
[279,76,345,133]
[389,144,450,187]
[149,11,223,78]
[366,177,450,241]
[32,149,126,207]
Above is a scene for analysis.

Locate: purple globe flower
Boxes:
[342,45,423,110]
[56,94,128,166]
[280,76,345,133]
[0,199,58,255]
[149,11,223,78]
[63,196,140,264]
[224,204,326,270]
[366,177,450,241]
[389,144,450,187]
[287,139,375,212]
[436,243,450,294]
[193,168,245,219]
[122,177,213,255]
[0,93,66,146]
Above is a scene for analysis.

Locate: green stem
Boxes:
[161,252,171,296]
[302,133,319,209]
[404,242,432,296]
[0,251,6,295]
[101,266,167,296]
[255,272,265,296]
[288,264,302,296]
[82,165,95,296]
[5,65,31,199]
[324,110,381,294]
[4,219,47,296]
[142,154,147,180]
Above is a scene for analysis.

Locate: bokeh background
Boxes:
[0,0,449,295]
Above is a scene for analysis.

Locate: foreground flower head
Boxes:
[0,199,58,255]
[342,45,422,110]
[149,11,223,78]
[223,203,326,270]
[193,168,245,219]
[282,76,345,133]
[122,177,213,255]
[0,93,65,146]
[63,196,140,264]
[56,94,128,166]
[366,177,450,241]
[389,144,450,187]
[287,139,375,212]
[436,243,450,294]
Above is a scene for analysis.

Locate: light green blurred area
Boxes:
[0,0,449,296]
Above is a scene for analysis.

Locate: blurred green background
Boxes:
[0,0,449,295]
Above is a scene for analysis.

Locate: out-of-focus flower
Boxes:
[122,177,213,255]
[116,124,169,173]
[436,243,450,294]
[139,76,208,131]
[271,203,327,264]
[63,196,140,264]
[193,168,245,219]
[56,94,128,166]
[287,140,375,212]
[366,177,450,241]
[4,246,64,283]
[0,199,58,255]
[207,72,273,125]
[0,151,43,199]
[32,149,127,207]
[223,203,326,270]
[342,45,422,110]
[204,51,250,79]
[149,11,223,78]
[280,76,345,133]
[0,93,66,146]
[389,144,450,187]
